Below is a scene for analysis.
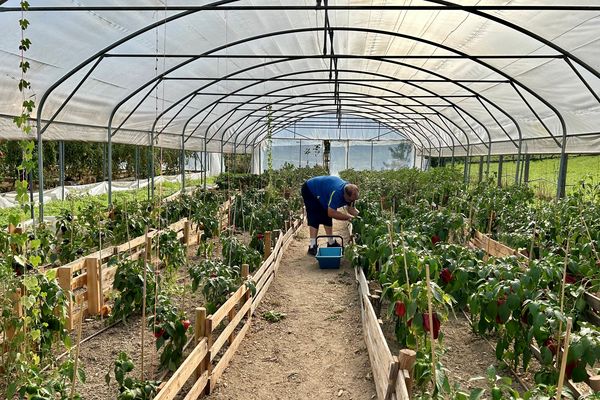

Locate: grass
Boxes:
[0,176,215,226]
[457,154,600,198]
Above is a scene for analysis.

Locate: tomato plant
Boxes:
[148,294,190,372]
[105,352,159,400]
[189,259,241,314]
[110,258,158,323]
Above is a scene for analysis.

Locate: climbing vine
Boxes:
[1,3,83,398]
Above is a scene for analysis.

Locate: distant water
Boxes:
[266,143,413,175]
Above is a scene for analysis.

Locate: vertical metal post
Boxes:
[232,140,237,173]
[146,134,151,201]
[478,156,484,183]
[258,143,262,175]
[524,153,531,185]
[135,145,140,188]
[29,170,34,220]
[463,153,469,184]
[557,152,568,198]
[345,140,349,170]
[220,140,224,174]
[515,139,522,185]
[150,131,155,200]
[370,141,374,170]
[59,141,65,201]
[107,127,112,206]
[486,143,492,176]
[298,139,302,167]
[497,155,504,187]
[36,122,44,221]
[413,145,417,169]
[181,133,185,191]
[451,146,455,167]
[203,137,208,190]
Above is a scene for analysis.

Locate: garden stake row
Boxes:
[424,262,436,389]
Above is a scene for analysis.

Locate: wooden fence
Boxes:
[356,265,413,400]
[153,218,303,399]
[469,230,600,395]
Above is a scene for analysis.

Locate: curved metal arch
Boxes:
[195,68,478,150]
[227,95,449,154]
[105,26,557,150]
[37,0,242,130]
[248,109,436,159]
[161,55,493,151]
[231,101,437,155]
[228,94,443,153]
[209,81,466,154]
[247,109,433,157]
[241,103,439,156]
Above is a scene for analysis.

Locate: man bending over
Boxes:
[300,175,359,256]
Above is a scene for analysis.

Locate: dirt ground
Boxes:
[207,220,377,400]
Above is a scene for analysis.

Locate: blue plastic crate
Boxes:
[315,247,343,269]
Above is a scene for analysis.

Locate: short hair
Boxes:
[344,184,359,200]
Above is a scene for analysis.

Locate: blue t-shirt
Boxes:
[306,176,349,210]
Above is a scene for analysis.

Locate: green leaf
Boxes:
[469,388,485,400]
[506,293,520,310]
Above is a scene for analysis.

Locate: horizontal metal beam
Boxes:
[106,53,561,60]
[4,5,600,11]
[190,92,476,98]
[161,77,508,83]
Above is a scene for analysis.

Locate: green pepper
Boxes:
[491,386,503,400]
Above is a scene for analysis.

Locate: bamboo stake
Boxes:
[556,235,571,368]
[424,263,437,388]
[400,227,412,301]
[141,229,149,381]
[556,317,573,400]
[580,216,600,264]
[69,304,84,399]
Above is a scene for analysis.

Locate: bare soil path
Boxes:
[208,220,377,400]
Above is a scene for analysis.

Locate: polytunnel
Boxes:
[2,1,600,217]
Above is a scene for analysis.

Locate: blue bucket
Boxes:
[316,247,343,269]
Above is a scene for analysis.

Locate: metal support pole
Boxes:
[515,139,523,184]
[524,153,531,185]
[345,140,349,170]
[29,170,34,220]
[59,141,65,201]
[203,137,208,190]
[486,143,492,176]
[413,145,417,169]
[220,140,224,174]
[258,143,262,175]
[146,134,151,201]
[233,140,237,173]
[107,127,113,206]
[150,131,155,200]
[298,139,302,167]
[497,155,504,187]
[478,156,484,183]
[463,154,469,184]
[135,145,140,188]
[181,133,185,191]
[36,122,44,221]
[370,141,374,170]
[557,152,568,198]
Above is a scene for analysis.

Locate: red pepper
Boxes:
[565,360,578,379]
[565,274,577,284]
[543,338,558,356]
[431,235,441,245]
[423,312,441,339]
[394,301,406,317]
[440,268,453,284]
[182,319,191,330]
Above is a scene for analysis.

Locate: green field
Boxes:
[0,176,214,226]
[456,154,600,197]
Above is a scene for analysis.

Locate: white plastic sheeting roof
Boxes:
[1,1,600,156]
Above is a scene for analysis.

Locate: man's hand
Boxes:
[328,207,354,221]
[347,205,360,217]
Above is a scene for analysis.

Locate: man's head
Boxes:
[344,183,359,204]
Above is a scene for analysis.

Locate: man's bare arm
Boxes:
[327,207,353,221]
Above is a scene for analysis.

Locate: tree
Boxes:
[383,142,412,169]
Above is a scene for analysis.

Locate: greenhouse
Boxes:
[1,1,600,399]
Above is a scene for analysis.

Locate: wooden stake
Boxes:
[141,257,147,381]
[69,304,84,399]
[195,307,206,380]
[264,231,272,260]
[556,317,573,400]
[86,258,100,315]
[424,263,437,388]
[580,216,600,264]
[556,237,571,368]
[400,227,412,301]
[398,349,417,397]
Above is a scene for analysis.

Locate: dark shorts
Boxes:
[301,182,332,229]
